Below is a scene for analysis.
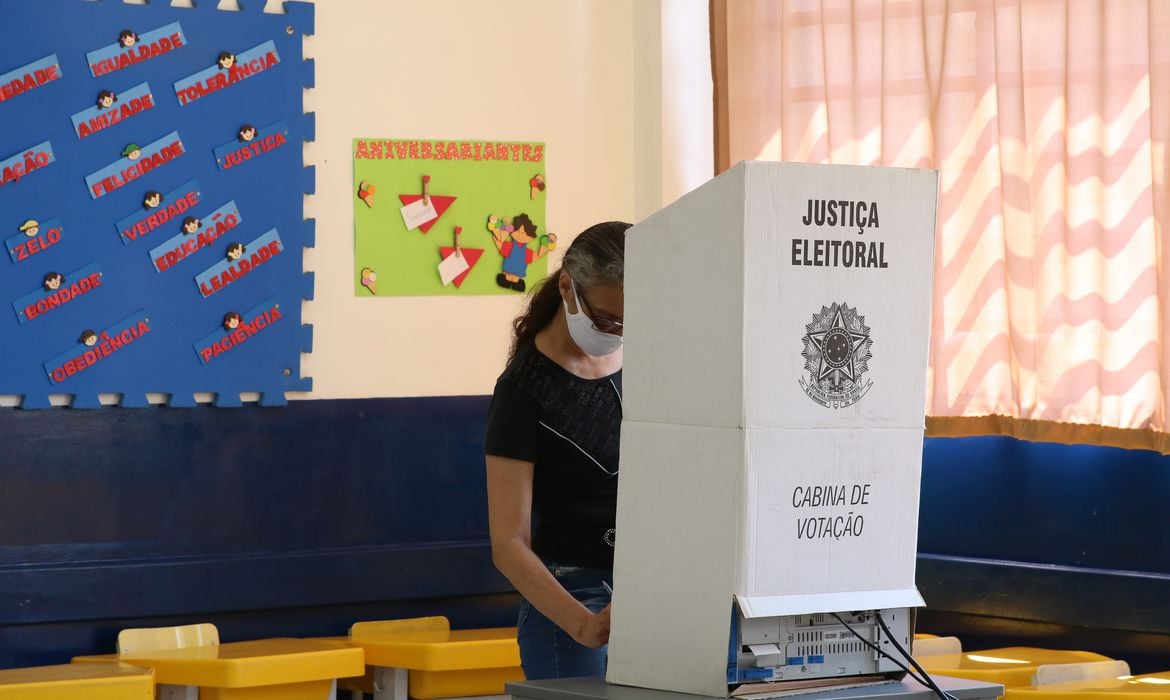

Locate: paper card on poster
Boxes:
[0,141,54,188]
[148,200,242,272]
[6,218,63,263]
[43,309,151,385]
[85,131,186,200]
[214,120,290,171]
[193,297,282,365]
[437,251,470,286]
[0,54,62,103]
[86,23,187,78]
[71,82,156,139]
[173,40,280,107]
[12,262,103,324]
[398,194,456,233]
[400,198,438,231]
[437,246,483,288]
[194,228,283,298]
[116,179,203,245]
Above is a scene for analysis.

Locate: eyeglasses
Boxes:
[577,286,624,334]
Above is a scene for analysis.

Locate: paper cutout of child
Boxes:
[487,213,555,292]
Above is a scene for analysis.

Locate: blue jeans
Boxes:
[517,563,613,680]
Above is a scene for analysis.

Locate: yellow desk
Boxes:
[916,647,1116,688]
[347,623,523,700]
[75,637,364,700]
[1006,671,1170,700]
[0,662,152,700]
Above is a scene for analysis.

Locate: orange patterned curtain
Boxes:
[712,0,1170,452]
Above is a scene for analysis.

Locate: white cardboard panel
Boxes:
[611,163,937,698]
[624,161,938,431]
[622,164,747,429]
[735,589,924,619]
[742,427,924,598]
[742,162,938,430]
[608,420,746,697]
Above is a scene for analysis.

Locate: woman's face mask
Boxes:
[564,281,623,357]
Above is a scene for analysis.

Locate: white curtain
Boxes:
[713,0,1170,451]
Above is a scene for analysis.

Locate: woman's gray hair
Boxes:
[562,221,627,289]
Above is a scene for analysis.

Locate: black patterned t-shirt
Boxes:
[484,343,622,569]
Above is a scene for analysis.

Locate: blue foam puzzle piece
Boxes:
[119,392,151,408]
[213,391,243,408]
[167,392,198,408]
[0,0,316,410]
[303,218,316,249]
[70,393,102,410]
[19,393,53,410]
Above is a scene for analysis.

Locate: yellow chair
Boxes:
[912,636,962,657]
[344,616,523,700]
[915,647,1118,688]
[75,623,364,700]
[1006,668,1170,700]
[0,662,152,700]
[119,622,220,653]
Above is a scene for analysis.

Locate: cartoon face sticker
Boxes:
[237,124,257,142]
[122,144,141,160]
[97,90,117,109]
[217,51,236,70]
[225,242,245,261]
[143,191,163,210]
[19,219,38,237]
[118,30,138,48]
[79,330,98,346]
[511,213,537,244]
[223,312,242,331]
[43,271,64,292]
[181,216,201,235]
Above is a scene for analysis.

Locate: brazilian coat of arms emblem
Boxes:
[799,302,873,409]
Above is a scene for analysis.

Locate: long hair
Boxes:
[507,220,630,363]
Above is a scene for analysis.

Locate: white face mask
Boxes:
[564,281,623,357]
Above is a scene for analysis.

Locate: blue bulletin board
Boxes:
[0,0,315,408]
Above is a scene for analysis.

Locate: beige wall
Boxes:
[301,0,711,400]
[300,0,640,399]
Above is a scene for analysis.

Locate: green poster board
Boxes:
[353,138,550,296]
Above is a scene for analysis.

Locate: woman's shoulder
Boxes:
[494,344,553,395]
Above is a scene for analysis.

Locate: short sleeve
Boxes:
[484,380,539,463]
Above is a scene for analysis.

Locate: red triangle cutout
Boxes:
[438,247,484,288]
[399,194,457,233]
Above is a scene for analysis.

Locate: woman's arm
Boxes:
[486,455,610,648]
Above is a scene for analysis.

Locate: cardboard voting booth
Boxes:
[608,161,939,698]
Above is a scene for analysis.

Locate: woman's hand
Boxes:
[571,604,611,649]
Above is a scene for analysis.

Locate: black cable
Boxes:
[828,612,954,700]
[827,613,930,685]
[875,612,958,700]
